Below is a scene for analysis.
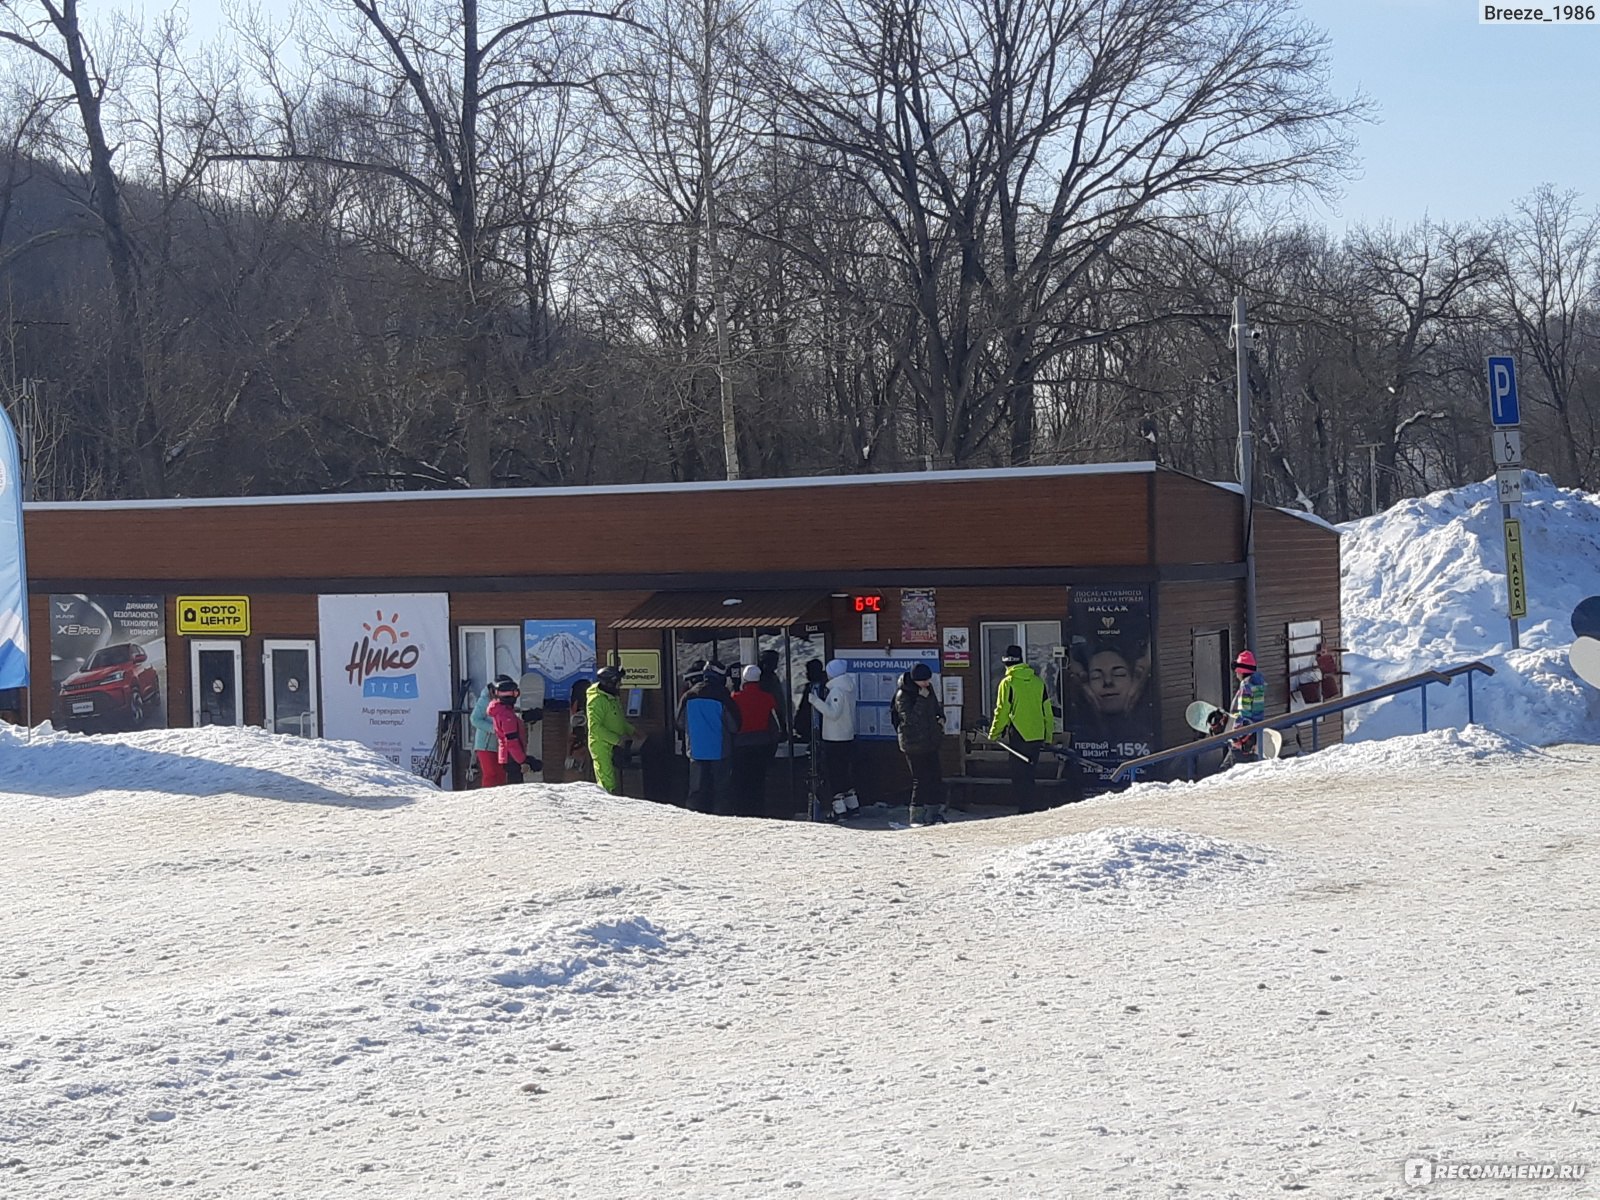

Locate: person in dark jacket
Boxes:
[891,662,946,824]
[676,661,739,815]
[730,663,781,817]
[757,649,788,738]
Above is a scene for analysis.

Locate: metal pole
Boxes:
[1234,296,1258,656]
[1368,444,1377,516]
[1503,500,1520,650]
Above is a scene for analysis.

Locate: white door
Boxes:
[457,626,523,774]
[191,639,244,727]
[264,640,319,737]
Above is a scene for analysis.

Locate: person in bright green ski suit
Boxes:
[988,645,1056,813]
[585,666,636,795]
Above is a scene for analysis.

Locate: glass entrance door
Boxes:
[264,640,318,737]
[190,639,243,727]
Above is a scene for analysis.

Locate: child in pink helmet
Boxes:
[1225,650,1265,766]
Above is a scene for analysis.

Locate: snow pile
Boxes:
[478,914,696,996]
[979,827,1276,916]
[0,723,430,803]
[1340,472,1600,744]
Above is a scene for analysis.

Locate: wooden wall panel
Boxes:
[1252,508,1344,749]
[25,470,1155,583]
[1155,579,1244,760]
[1153,473,1243,564]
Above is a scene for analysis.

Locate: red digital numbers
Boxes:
[852,594,882,613]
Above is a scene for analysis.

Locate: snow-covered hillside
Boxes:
[1340,471,1600,744]
[3,722,1598,1199]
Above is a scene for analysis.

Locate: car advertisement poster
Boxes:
[49,594,168,733]
[523,620,596,702]
[1066,585,1156,784]
[318,593,452,779]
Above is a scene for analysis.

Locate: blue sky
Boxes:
[120,0,1599,232]
[1301,0,1600,229]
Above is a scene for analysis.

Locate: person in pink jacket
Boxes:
[488,676,530,784]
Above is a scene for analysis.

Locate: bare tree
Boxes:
[783,0,1360,466]
[0,0,167,494]
[219,0,634,488]
[1492,185,1598,487]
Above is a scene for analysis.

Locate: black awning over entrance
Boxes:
[611,590,830,630]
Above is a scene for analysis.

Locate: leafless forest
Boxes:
[0,0,1594,517]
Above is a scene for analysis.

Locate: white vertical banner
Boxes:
[318,593,451,776]
[0,404,28,689]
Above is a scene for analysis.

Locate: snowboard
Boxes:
[1187,700,1283,761]
[1186,700,1227,734]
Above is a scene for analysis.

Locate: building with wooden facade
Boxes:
[19,464,1340,810]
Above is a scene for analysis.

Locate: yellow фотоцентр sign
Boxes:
[177,596,251,636]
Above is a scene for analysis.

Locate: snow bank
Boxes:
[1340,472,1600,745]
[0,723,430,803]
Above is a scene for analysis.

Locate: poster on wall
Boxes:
[900,589,938,644]
[1066,585,1156,783]
[318,593,452,779]
[48,594,168,732]
[524,619,596,702]
[836,648,941,740]
[942,626,970,668]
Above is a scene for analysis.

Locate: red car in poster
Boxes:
[56,642,162,730]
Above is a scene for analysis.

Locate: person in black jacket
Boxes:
[891,662,946,825]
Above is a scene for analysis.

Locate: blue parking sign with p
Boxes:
[1487,356,1520,427]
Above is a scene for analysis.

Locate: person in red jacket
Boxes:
[488,676,530,784]
[730,664,781,817]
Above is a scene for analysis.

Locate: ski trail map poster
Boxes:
[523,620,596,702]
[319,594,451,778]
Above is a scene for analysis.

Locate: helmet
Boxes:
[491,674,520,697]
[1234,650,1257,671]
[704,661,728,681]
[685,658,707,684]
[742,664,762,683]
[595,664,624,692]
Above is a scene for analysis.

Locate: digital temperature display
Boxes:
[852,594,883,613]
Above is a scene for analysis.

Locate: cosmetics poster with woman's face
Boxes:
[1067,585,1155,782]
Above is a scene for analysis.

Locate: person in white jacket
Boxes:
[808,658,861,818]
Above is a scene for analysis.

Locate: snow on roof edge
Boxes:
[1205,480,1340,535]
[26,461,1158,513]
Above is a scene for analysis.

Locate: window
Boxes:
[979,621,1064,730]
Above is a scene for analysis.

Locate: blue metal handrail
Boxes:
[1109,661,1497,784]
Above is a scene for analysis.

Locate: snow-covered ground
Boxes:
[2,475,1598,1198]
[1341,471,1600,744]
[3,724,1597,1198]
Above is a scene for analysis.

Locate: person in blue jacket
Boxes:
[675,661,739,815]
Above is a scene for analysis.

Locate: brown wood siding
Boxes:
[1155,579,1245,756]
[1252,507,1344,749]
[24,471,1154,583]
[1153,472,1244,564]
